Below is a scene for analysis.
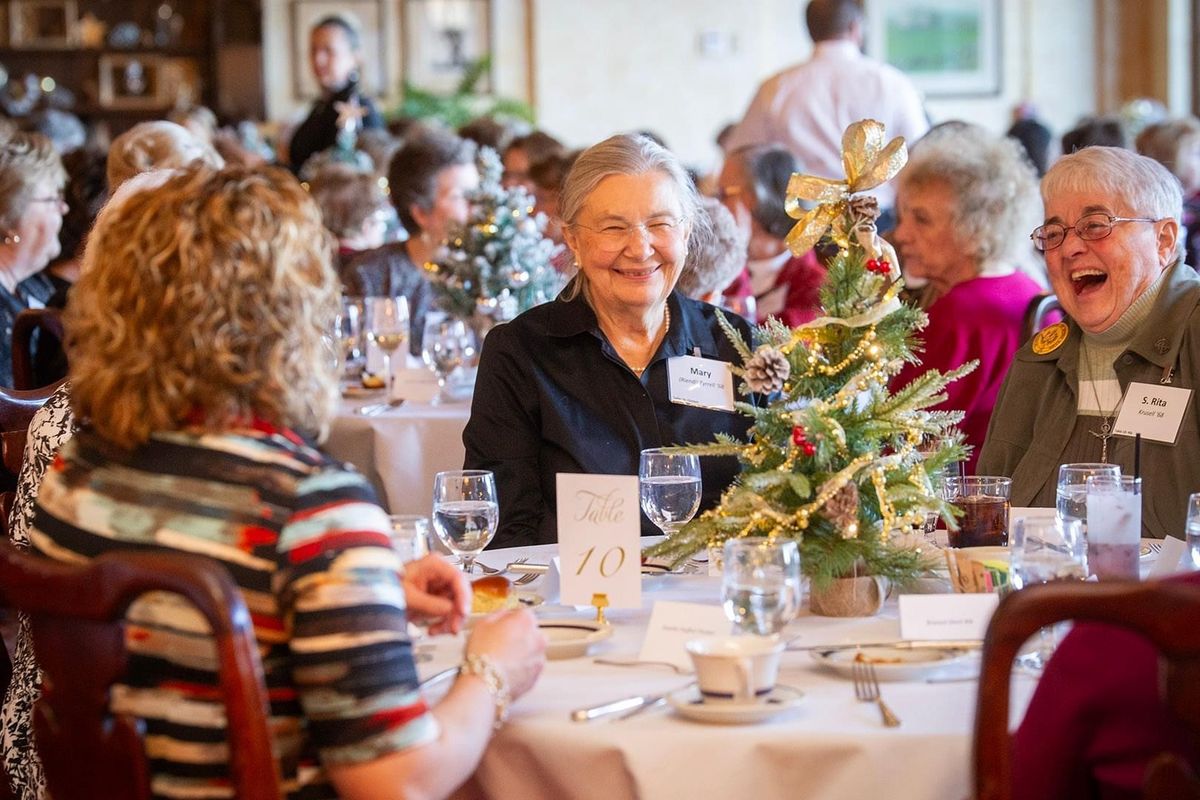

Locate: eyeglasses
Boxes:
[571,216,688,251]
[29,193,66,208]
[1030,212,1162,252]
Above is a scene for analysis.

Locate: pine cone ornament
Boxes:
[744,345,790,394]
[825,481,860,537]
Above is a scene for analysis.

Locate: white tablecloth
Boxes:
[323,397,471,514]
[420,543,1041,800]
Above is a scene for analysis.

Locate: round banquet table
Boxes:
[323,395,471,514]
[418,542,1044,800]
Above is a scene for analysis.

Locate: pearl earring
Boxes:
[1,233,20,245]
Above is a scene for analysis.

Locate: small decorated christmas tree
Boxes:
[646,120,975,590]
[424,147,561,325]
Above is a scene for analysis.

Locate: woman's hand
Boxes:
[402,555,469,634]
[466,609,546,699]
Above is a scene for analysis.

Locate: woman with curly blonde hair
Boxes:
[9,164,544,800]
[891,123,1045,473]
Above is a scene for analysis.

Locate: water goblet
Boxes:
[721,538,802,637]
[638,448,701,536]
[422,318,473,403]
[335,297,363,377]
[1009,515,1087,670]
[1056,463,1121,535]
[432,469,498,574]
[365,296,410,400]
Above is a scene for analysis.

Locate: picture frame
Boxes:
[402,0,492,94]
[9,0,78,48]
[97,53,166,110]
[290,0,387,100]
[866,0,1001,97]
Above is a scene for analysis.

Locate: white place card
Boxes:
[1112,382,1193,444]
[556,474,641,607]
[541,556,562,604]
[638,600,732,669]
[1149,536,1189,578]
[667,355,735,412]
[391,367,440,403]
[898,593,999,641]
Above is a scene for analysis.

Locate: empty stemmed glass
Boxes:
[422,318,474,403]
[638,448,701,536]
[1009,515,1087,670]
[721,538,801,636]
[365,296,410,401]
[432,470,498,574]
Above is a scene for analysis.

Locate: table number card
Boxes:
[556,473,641,607]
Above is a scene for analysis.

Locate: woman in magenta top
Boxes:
[892,124,1044,473]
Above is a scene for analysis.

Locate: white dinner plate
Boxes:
[667,684,804,725]
[539,620,613,660]
[341,384,385,398]
[810,646,974,682]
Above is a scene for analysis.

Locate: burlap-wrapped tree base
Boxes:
[808,575,889,617]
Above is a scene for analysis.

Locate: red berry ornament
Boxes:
[791,425,806,446]
[802,442,817,457]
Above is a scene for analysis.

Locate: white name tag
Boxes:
[898,593,999,641]
[1112,381,1193,444]
[638,600,732,669]
[556,474,641,608]
[667,355,735,412]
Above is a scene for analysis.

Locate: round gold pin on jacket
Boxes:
[1031,321,1068,355]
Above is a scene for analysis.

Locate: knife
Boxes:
[570,684,692,723]
[787,639,982,652]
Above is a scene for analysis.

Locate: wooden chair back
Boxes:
[11,307,64,391]
[0,379,67,535]
[0,540,282,800]
[974,580,1200,800]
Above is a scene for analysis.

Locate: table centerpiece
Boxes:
[645,120,975,616]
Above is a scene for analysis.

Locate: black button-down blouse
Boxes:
[463,290,754,548]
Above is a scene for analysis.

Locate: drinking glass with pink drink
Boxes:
[1084,475,1142,580]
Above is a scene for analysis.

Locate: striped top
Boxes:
[29,423,437,800]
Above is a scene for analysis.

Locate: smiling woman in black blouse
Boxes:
[463,133,753,547]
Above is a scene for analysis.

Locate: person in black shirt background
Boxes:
[287,14,383,174]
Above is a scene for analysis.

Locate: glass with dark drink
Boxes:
[945,476,1012,547]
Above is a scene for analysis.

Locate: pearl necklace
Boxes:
[629,305,671,377]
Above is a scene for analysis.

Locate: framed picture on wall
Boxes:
[402,0,492,94]
[290,0,387,100]
[9,0,78,48]
[97,54,165,109]
[866,0,1001,97]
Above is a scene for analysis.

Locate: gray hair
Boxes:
[898,123,1039,266]
[677,196,747,299]
[1042,145,1184,260]
[560,134,707,298]
[107,120,223,193]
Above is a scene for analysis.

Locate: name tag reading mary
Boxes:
[667,355,735,412]
[556,474,642,607]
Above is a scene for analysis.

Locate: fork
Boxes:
[512,572,539,586]
[478,557,529,576]
[852,660,901,727]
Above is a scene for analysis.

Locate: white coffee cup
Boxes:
[685,635,783,704]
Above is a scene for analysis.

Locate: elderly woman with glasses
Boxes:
[890,123,1045,474]
[978,146,1194,539]
[463,134,753,547]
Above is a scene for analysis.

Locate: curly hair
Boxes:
[66,164,340,448]
[898,123,1039,265]
[0,130,66,233]
[106,120,224,192]
[677,196,747,299]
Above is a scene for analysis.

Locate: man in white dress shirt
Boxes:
[724,0,928,216]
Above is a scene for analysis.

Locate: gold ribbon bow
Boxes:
[783,119,908,256]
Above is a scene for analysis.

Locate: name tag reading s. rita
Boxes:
[1112,382,1193,444]
[667,355,735,412]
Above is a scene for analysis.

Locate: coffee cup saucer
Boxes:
[667,684,804,725]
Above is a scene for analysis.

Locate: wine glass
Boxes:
[638,448,702,536]
[422,318,473,403]
[1187,493,1200,571]
[432,470,498,574]
[388,514,430,563]
[1056,463,1120,534]
[721,538,801,636]
[365,296,410,400]
[335,297,363,377]
[1009,515,1087,670]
